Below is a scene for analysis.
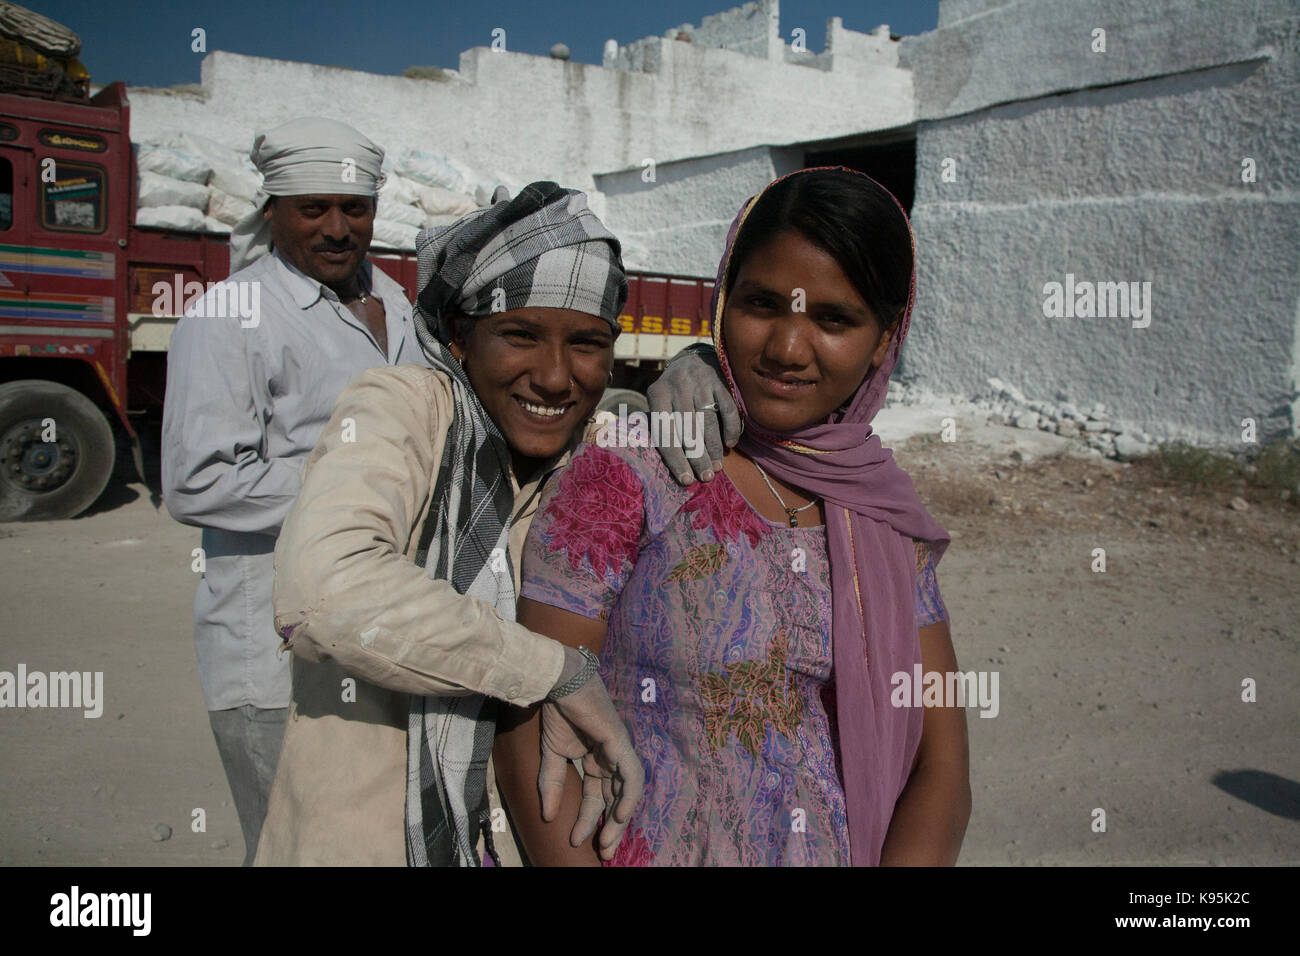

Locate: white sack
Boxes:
[395,148,469,193]
[377,198,426,228]
[421,213,466,230]
[136,204,207,231]
[409,181,477,219]
[209,164,261,202]
[370,218,420,250]
[207,188,256,226]
[378,173,419,207]
[137,171,209,210]
[137,147,211,184]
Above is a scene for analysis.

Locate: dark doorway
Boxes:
[803,135,917,212]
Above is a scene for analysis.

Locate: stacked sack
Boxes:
[134,131,260,234]
[371,147,511,250]
[134,133,514,251]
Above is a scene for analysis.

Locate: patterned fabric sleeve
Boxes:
[913,540,949,628]
[520,443,647,622]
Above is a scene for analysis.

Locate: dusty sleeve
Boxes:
[161,307,305,536]
[271,366,564,707]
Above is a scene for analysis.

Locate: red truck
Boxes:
[0,78,714,520]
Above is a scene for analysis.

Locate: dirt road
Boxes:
[1,409,1297,865]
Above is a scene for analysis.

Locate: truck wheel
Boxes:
[0,380,116,521]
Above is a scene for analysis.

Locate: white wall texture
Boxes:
[596,145,805,277]
[899,0,1299,446]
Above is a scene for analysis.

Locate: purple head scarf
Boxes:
[709,166,951,866]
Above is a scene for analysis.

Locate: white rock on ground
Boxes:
[1013,410,1040,429]
[890,377,1166,464]
[1113,433,1153,460]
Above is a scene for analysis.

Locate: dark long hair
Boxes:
[725,168,913,332]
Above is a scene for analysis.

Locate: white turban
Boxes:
[228,117,385,272]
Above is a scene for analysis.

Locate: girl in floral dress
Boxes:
[494,168,971,866]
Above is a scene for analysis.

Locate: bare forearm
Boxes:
[879,760,971,866]
[493,705,602,867]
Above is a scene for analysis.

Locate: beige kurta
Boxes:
[255,364,587,865]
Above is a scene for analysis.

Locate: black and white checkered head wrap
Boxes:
[413,180,628,347]
[404,182,627,867]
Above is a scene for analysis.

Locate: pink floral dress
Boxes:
[520,428,948,866]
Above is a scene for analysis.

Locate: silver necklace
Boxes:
[344,275,369,305]
[752,461,819,528]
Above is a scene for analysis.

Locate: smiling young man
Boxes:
[161,117,431,865]
[446,305,615,479]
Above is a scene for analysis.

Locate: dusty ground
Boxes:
[1,408,1297,866]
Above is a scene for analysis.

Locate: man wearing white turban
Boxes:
[162,117,431,865]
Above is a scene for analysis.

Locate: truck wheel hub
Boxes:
[1,421,77,492]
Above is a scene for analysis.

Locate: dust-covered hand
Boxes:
[538,646,645,860]
[646,343,741,485]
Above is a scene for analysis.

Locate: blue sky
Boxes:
[39,0,940,88]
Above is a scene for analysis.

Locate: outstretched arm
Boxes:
[275,366,643,854]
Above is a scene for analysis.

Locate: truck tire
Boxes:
[0,380,116,521]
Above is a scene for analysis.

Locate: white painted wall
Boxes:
[901,0,1300,444]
